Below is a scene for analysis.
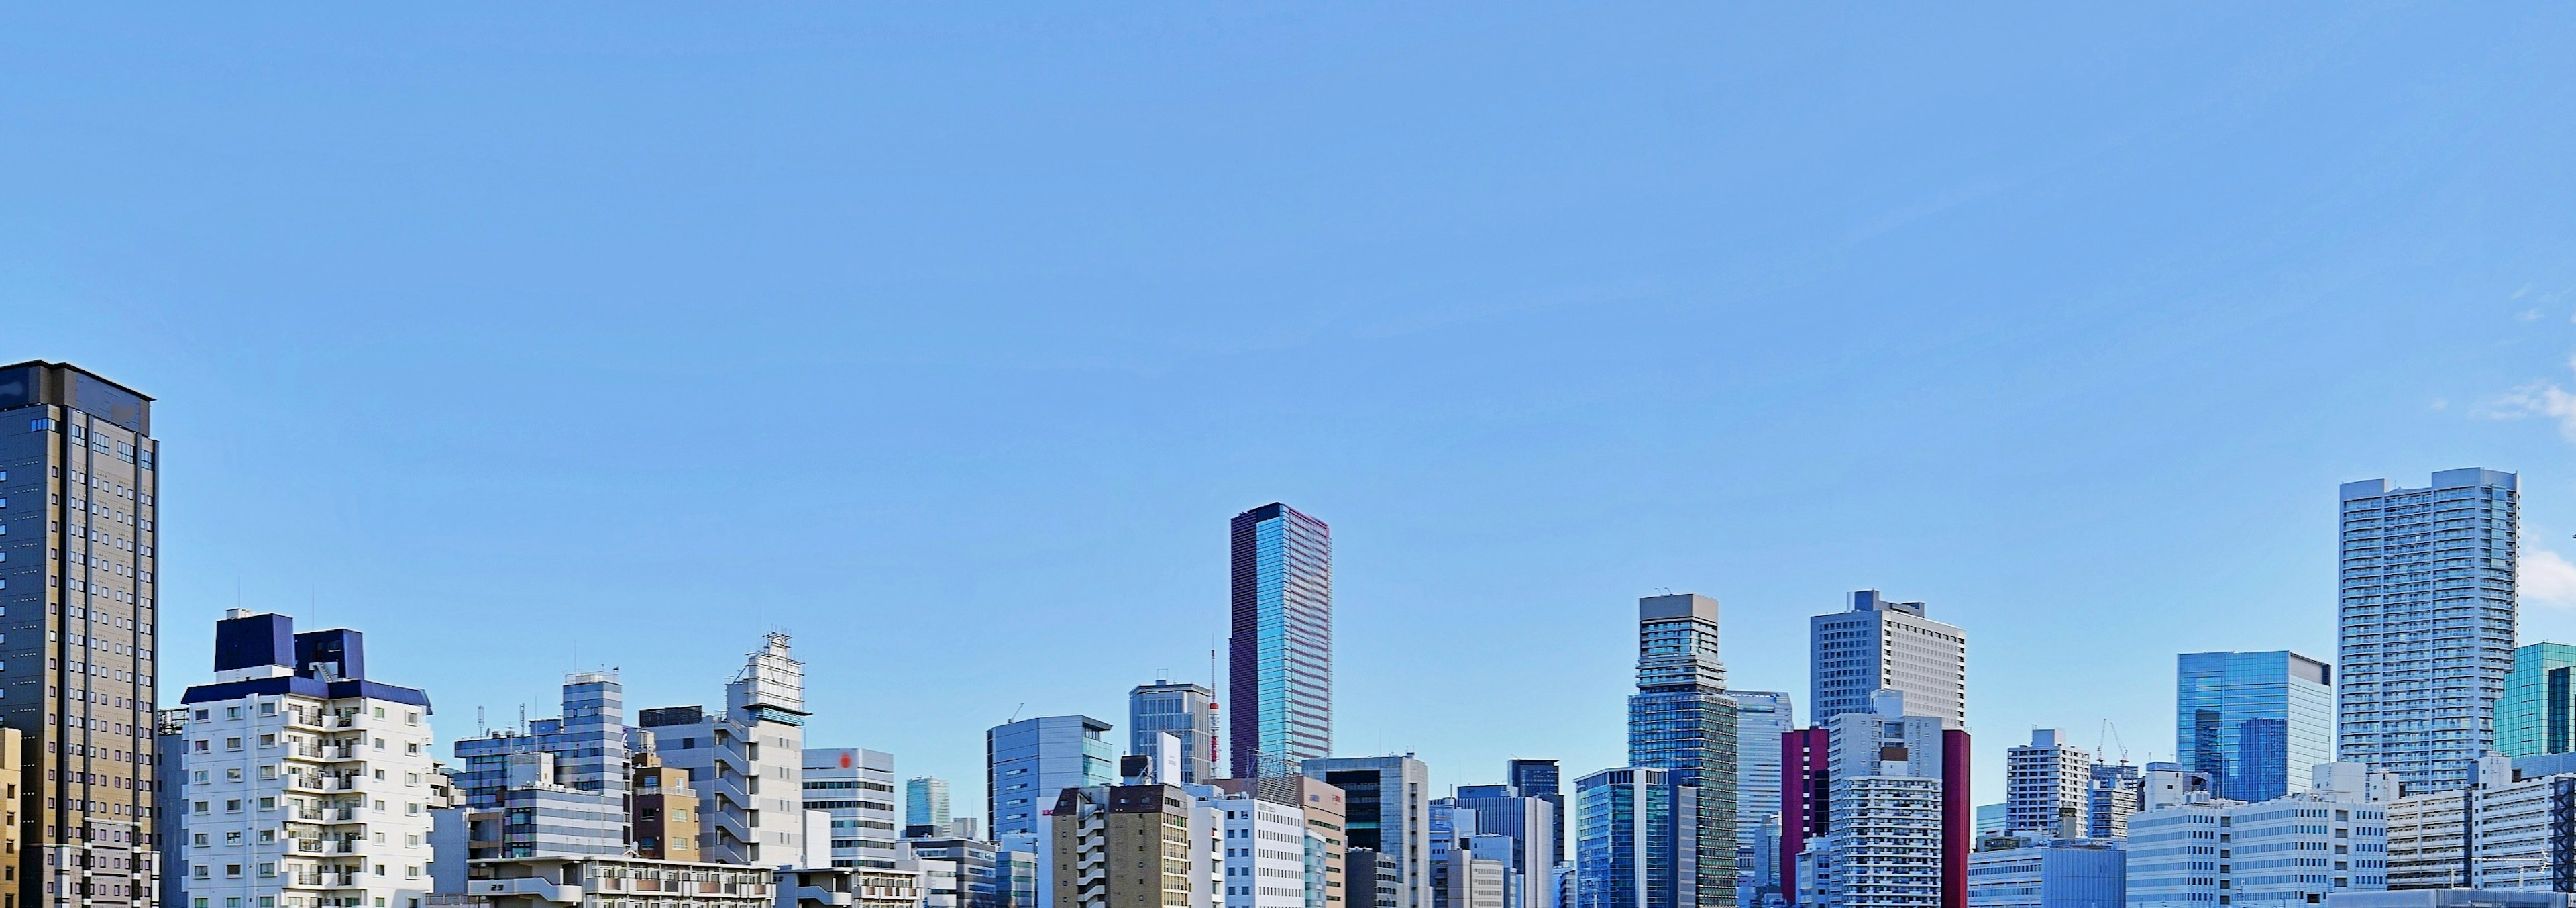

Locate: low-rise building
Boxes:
[2125,764,2390,907]
[777,866,928,908]
[1964,838,2121,908]
[453,855,773,908]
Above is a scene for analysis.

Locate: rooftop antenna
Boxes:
[1008,703,1024,724]
[477,705,487,736]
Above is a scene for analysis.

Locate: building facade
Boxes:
[1050,784,1218,908]
[1449,785,1556,908]
[2337,469,2518,792]
[1729,693,1791,853]
[908,777,953,834]
[1210,776,1347,908]
[2498,643,2576,759]
[1229,503,1332,778]
[808,748,902,870]
[1133,681,1225,785]
[1963,840,2122,908]
[641,632,813,866]
[1809,591,1966,727]
[0,360,163,908]
[987,716,1117,839]
[2176,650,2334,803]
[1304,756,1432,908]
[1505,761,1564,863]
[2005,731,2091,840]
[2125,775,2390,907]
[2085,764,2140,840]
[1573,768,1695,908]
[169,610,435,908]
[1788,692,1970,908]
[1625,593,1737,908]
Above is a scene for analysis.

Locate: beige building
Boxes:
[1053,785,1205,908]
[631,752,701,863]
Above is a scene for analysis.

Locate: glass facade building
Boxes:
[1230,503,1333,777]
[1574,768,1693,908]
[2175,650,2332,803]
[1130,680,1223,783]
[985,715,1116,838]
[2338,468,2518,793]
[1507,759,1566,861]
[2498,642,2576,758]
[1625,594,1737,908]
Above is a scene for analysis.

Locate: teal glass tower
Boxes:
[1625,593,1737,908]
[1229,503,1332,777]
[2498,642,2576,758]
[2175,650,2332,803]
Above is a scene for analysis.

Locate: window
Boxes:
[192,801,208,815]
[260,703,276,716]
[225,799,241,813]
[405,711,419,725]
[225,768,241,782]
[225,831,241,846]
[226,707,241,719]
[192,867,207,880]
[259,734,275,748]
[257,863,274,878]
[192,834,207,847]
[225,738,241,751]
[373,707,385,719]
[224,864,241,878]
[258,830,276,844]
[192,770,207,784]
[258,797,275,811]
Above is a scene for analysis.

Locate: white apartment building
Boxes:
[1798,691,1961,908]
[2126,765,2391,907]
[643,633,812,867]
[2006,730,2091,838]
[2337,469,2518,793]
[169,610,437,908]
[2385,754,2576,892]
[1214,789,1310,908]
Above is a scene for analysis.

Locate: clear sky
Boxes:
[9,5,2576,817]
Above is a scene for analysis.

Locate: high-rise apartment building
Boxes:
[1808,591,1965,727]
[1504,761,1563,863]
[807,748,901,869]
[1727,693,1791,851]
[987,716,1117,839]
[1572,767,1695,908]
[1784,691,1968,908]
[641,632,813,866]
[0,360,162,908]
[1132,681,1224,785]
[2498,642,2576,758]
[908,777,953,833]
[2338,468,2518,792]
[1624,594,1736,908]
[168,610,436,908]
[2176,650,2334,803]
[2003,730,2090,839]
[2085,763,2140,840]
[1303,756,1433,908]
[1230,503,1332,778]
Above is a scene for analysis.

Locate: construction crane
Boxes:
[2098,720,2131,765]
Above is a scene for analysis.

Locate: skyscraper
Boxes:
[1807,591,1965,727]
[2175,650,2333,803]
[908,776,954,831]
[2002,729,2089,838]
[1572,767,1695,908]
[1130,680,1223,784]
[0,360,162,908]
[1726,693,1791,849]
[1230,503,1332,777]
[1624,593,1736,908]
[1783,691,1968,908]
[1505,759,1564,862]
[985,715,1116,838]
[2337,468,2518,792]
[2497,642,2576,758]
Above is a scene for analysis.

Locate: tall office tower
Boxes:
[1807,591,1965,727]
[2002,730,2090,838]
[1780,691,1968,908]
[1230,503,1332,778]
[168,610,435,908]
[2498,642,2576,758]
[1623,593,1736,908]
[808,748,902,869]
[987,715,1117,838]
[1726,693,1791,850]
[1571,767,1695,908]
[1132,680,1224,784]
[0,360,162,908]
[1303,755,1434,908]
[1049,783,1218,908]
[453,671,633,809]
[908,776,954,832]
[2084,763,2140,839]
[2175,650,2334,803]
[1504,760,1564,864]
[2338,468,2518,793]
[641,632,813,866]
[1450,785,1557,908]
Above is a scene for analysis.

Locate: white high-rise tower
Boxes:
[2338,468,2518,792]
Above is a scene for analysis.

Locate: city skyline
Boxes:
[16,8,2576,889]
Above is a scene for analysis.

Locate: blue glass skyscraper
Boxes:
[1575,767,1695,908]
[2498,642,2576,758]
[2175,650,2332,803]
[1625,594,1736,908]
[1230,502,1332,776]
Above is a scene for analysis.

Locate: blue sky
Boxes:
[9,5,2576,813]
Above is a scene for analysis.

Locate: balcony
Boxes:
[466,877,582,903]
